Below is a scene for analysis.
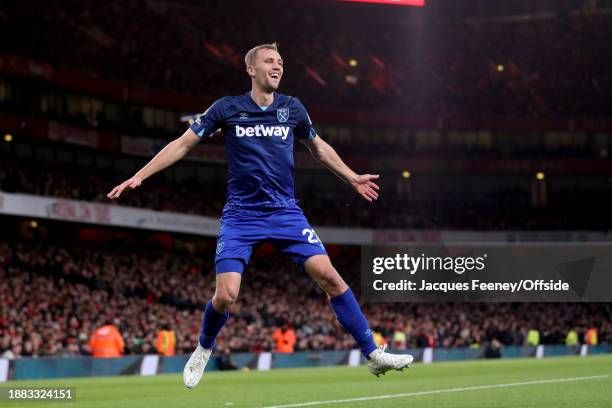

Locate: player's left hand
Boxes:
[351,174,380,202]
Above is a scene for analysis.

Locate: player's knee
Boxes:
[306,256,348,296]
[317,269,347,297]
[213,288,239,309]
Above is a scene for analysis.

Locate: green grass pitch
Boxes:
[3,355,611,407]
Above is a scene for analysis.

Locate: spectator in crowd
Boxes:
[585,327,598,346]
[483,339,502,359]
[155,323,176,356]
[89,317,125,358]
[372,328,386,347]
[526,328,540,346]
[215,343,238,371]
[272,323,297,353]
[392,325,407,350]
[566,327,579,347]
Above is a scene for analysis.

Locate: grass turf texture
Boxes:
[3,355,611,408]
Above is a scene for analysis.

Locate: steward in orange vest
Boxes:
[89,322,124,358]
[156,325,176,356]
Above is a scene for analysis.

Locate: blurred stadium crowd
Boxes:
[1,0,612,362]
[1,0,611,116]
[1,241,610,358]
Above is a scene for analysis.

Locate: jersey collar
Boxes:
[246,91,278,111]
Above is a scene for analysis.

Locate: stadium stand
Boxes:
[1,240,610,358]
[1,0,612,363]
[0,0,611,116]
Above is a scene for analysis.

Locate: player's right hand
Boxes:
[107,176,142,199]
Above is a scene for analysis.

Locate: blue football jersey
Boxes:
[190,92,317,209]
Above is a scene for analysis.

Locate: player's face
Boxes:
[250,48,283,92]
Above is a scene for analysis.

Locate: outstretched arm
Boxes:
[301,135,379,202]
[107,128,201,199]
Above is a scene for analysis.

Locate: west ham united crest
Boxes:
[277,107,289,123]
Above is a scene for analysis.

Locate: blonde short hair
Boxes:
[244,43,279,67]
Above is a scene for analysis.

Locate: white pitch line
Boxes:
[261,374,609,408]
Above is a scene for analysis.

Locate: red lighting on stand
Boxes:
[339,0,425,7]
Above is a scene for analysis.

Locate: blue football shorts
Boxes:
[214,206,328,273]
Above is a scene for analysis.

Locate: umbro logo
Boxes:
[239,112,249,120]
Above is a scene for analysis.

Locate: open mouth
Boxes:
[269,72,280,80]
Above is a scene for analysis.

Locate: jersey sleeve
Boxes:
[292,98,317,141]
[190,98,226,139]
